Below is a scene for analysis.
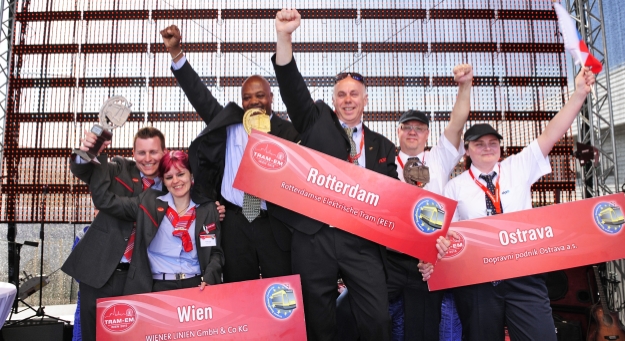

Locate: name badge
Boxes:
[199,234,216,247]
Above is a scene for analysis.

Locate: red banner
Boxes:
[428,193,625,290]
[96,275,306,340]
[233,131,456,263]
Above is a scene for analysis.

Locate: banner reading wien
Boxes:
[428,193,625,290]
[233,131,456,264]
[96,275,306,340]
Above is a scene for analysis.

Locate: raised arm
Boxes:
[70,130,123,184]
[273,9,322,134]
[88,155,141,221]
[444,64,473,149]
[161,25,224,126]
[275,9,300,66]
[537,67,595,157]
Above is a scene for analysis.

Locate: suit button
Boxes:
[124,238,129,241]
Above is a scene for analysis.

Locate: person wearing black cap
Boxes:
[421,67,596,341]
[387,64,472,341]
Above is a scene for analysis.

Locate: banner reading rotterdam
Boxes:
[428,193,625,290]
[233,131,456,264]
[96,275,306,340]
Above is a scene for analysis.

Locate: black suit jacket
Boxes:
[172,61,300,251]
[62,155,164,291]
[271,55,399,235]
[88,155,224,294]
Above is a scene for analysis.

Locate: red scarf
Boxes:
[166,206,196,252]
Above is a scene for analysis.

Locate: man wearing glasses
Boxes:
[273,9,404,341]
[389,62,472,340]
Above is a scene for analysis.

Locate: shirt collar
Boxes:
[140,172,162,188]
[339,120,363,138]
[157,192,198,211]
[470,163,499,178]
[398,150,425,163]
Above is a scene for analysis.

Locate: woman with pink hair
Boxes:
[88,150,223,293]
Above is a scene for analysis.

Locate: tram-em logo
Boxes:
[252,142,287,171]
[101,303,136,332]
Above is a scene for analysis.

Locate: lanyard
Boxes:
[347,128,365,163]
[396,152,426,169]
[468,165,502,215]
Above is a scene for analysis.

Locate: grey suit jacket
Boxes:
[62,155,160,291]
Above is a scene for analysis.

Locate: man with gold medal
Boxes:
[160,25,300,283]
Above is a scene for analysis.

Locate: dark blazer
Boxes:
[271,55,399,235]
[87,155,224,294]
[172,61,300,251]
[62,155,161,291]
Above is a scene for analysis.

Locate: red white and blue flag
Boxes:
[553,2,603,74]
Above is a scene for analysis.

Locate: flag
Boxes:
[553,2,603,74]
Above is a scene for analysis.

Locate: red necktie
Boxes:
[166,206,197,252]
[124,177,156,262]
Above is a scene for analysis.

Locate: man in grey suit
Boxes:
[62,127,167,341]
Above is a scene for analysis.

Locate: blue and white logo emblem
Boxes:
[414,198,445,233]
[593,202,624,234]
[265,284,297,319]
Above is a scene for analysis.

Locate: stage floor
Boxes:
[5,304,76,325]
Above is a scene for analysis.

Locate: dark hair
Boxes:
[158,150,190,178]
[133,126,166,150]
[464,143,472,170]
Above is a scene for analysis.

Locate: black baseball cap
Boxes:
[464,123,503,142]
[398,110,429,126]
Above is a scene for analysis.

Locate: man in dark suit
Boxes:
[273,9,398,341]
[62,127,167,341]
[161,25,300,283]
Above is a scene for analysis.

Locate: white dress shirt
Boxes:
[172,57,267,210]
[396,133,464,195]
[444,140,551,221]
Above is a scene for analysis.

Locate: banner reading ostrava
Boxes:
[96,275,306,340]
[233,131,456,264]
[428,193,625,290]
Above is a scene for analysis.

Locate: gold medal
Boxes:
[243,108,271,135]
[403,158,430,188]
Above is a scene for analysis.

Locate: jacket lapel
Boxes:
[364,125,377,170]
[130,165,143,193]
[194,205,208,239]
[269,114,281,136]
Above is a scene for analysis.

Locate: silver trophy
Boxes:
[74,96,131,164]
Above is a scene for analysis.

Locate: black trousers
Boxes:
[221,202,291,283]
[386,251,444,341]
[292,227,390,341]
[453,274,556,341]
[79,268,128,341]
[152,276,202,292]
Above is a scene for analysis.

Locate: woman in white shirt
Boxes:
[421,67,595,341]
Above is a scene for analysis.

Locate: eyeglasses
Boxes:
[335,72,366,85]
[400,124,428,133]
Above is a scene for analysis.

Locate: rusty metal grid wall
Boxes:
[0,0,575,224]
